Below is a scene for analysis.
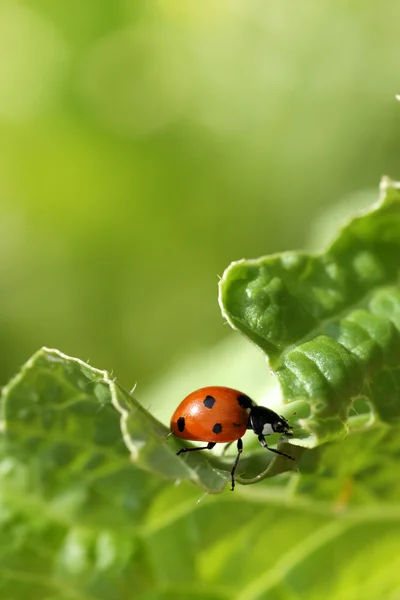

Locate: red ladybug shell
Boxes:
[170,386,254,443]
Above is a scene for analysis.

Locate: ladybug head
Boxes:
[248,406,293,437]
[273,415,293,436]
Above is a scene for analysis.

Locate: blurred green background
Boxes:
[1,0,399,395]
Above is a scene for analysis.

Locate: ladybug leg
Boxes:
[230,438,243,492]
[257,434,294,460]
[177,442,215,456]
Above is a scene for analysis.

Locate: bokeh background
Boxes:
[1,0,400,399]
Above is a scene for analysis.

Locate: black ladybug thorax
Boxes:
[248,406,285,436]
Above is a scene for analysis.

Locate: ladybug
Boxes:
[171,386,294,491]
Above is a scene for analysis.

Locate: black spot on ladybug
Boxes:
[203,395,216,409]
[233,422,242,427]
[237,394,253,409]
[177,416,185,432]
[212,423,223,434]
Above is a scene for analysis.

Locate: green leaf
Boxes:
[1,348,286,501]
[0,349,168,533]
[0,348,231,499]
[0,347,304,598]
[219,177,400,448]
[0,348,157,599]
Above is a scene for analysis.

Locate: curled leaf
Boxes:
[219,178,400,447]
